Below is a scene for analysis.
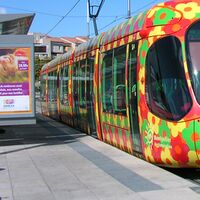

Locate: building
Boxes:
[31,33,89,59]
[0,14,88,59]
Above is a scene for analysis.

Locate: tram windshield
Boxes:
[186,21,200,104]
[146,36,192,121]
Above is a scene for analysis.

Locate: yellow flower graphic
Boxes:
[166,121,187,137]
[149,26,165,37]
[144,146,155,163]
[147,112,161,134]
[176,2,200,19]
[147,6,161,18]
[187,151,199,167]
[161,148,178,166]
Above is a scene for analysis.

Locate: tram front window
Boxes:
[146,36,192,121]
[186,21,200,104]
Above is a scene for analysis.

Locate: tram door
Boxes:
[86,57,97,136]
[128,43,142,154]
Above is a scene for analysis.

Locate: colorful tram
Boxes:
[40,0,200,167]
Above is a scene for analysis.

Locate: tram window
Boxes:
[80,60,86,108]
[146,36,192,121]
[48,72,54,101]
[102,50,113,113]
[113,46,126,115]
[73,62,79,108]
[59,68,64,103]
[60,66,69,105]
[52,71,57,102]
[40,74,46,101]
[86,57,94,106]
[102,46,127,115]
[186,20,200,104]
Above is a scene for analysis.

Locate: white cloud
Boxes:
[0,7,7,14]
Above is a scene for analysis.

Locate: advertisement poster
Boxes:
[0,48,32,113]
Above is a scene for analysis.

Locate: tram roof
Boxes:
[41,0,199,73]
[100,11,148,46]
[74,34,103,57]
[59,49,73,63]
[100,0,196,46]
[41,50,73,72]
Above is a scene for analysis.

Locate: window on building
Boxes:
[34,46,47,53]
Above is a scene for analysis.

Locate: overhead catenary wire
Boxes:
[44,0,81,36]
[92,0,164,36]
[1,0,168,37]
[0,4,122,19]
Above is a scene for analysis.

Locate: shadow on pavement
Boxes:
[0,113,87,155]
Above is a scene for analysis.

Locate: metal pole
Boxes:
[127,0,131,18]
[92,17,98,36]
[87,0,90,37]
[88,0,105,36]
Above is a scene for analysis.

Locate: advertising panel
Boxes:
[0,47,32,114]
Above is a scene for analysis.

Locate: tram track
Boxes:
[164,168,200,193]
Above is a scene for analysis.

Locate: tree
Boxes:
[34,57,51,81]
[34,57,51,92]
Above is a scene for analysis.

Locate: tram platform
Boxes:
[0,113,200,200]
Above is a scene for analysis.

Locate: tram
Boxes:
[40,0,200,167]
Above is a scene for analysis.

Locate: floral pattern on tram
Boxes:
[99,10,148,155]
[40,0,200,168]
[137,0,200,167]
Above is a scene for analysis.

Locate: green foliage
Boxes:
[34,57,51,81]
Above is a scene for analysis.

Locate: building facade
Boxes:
[30,33,88,59]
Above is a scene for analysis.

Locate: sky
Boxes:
[0,0,167,38]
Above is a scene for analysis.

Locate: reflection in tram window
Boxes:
[102,46,126,115]
[60,66,69,105]
[146,36,192,120]
[113,46,126,115]
[80,60,86,108]
[102,50,113,113]
[186,21,200,104]
[48,72,57,102]
[40,74,46,101]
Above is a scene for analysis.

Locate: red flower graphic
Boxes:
[170,134,190,165]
